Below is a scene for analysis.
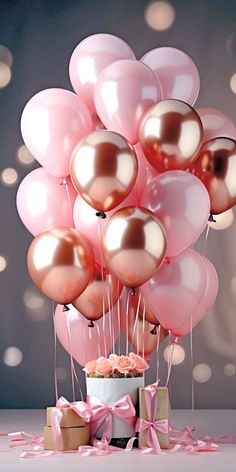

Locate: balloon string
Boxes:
[131,292,141,352]
[166,332,174,387]
[72,363,84,401]
[190,314,195,426]
[96,324,101,358]
[117,284,121,356]
[107,280,113,354]
[142,301,146,359]
[156,325,161,382]
[52,301,59,403]
[97,219,107,357]
[125,291,130,356]
[202,224,210,256]
[66,313,75,402]
[83,318,88,365]
[63,178,74,224]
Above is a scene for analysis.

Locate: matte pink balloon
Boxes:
[197,108,236,143]
[21,88,93,178]
[94,59,163,144]
[55,304,119,367]
[174,256,218,337]
[17,168,77,236]
[140,249,207,332]
[141,47,200,106]
[69,33,135,113]
[73,189,139,266]
[141,171,210,257]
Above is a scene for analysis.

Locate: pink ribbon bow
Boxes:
[135,383,168,454]
[51,396,91,451]
[86,394,136,441]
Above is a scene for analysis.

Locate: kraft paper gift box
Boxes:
[138,386,169,449]
[44,406,90,451]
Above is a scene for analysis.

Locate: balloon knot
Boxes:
[150,324,159,335]
[96,211,106,219]
[208,213,216,223]
[130,288,136,296]
[164,257,171,264]
[62,304,70,312]
[88,320,95,328]
[60,178,67,186]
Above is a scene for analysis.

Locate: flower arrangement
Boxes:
[84,353,149,378]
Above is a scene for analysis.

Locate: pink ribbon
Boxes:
[86,394,136,441]
[50,396,91,451]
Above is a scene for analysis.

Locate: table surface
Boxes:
[0,409,236,472]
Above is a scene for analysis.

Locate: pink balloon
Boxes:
[135,144,158,201]
[55,304,119,366]
[140,249,207,332]
[174,256,218,337]
[69,33,135,113]
[141,170,210,257]
[16,168,77,236]
[94,59,163,144]
[73,189,139,266]
[141,47,200,106]
[197,108,236,143]
[21,88,93,178]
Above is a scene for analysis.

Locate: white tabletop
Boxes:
[0,409,236,472]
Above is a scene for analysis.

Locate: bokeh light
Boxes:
[0,255,7,272]
[193,363,212,383]
[23,288,45,310]
[56,366,67,381]
[163,343,185,365]
[0,62,11,88]
[17,145,35,165]
[3,346,23,367]
[1,168,18,186]
[224,363,235,376]
[0,45,13,67]
[230,73,236,94]
[145,1,175,31]
[208,209,234,230]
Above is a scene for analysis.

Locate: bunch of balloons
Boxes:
[17,34,236,365]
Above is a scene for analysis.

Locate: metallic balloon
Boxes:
[139,99,203,173]
[72,264,122,324]
[70,130,138,212]
[190,137,236,214]
[102,206,167,288]
[27,227,94,305]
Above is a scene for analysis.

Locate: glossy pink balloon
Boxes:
[141,47,200,106]
[94,59,163,144]
[21,88,93,178]
[173,257,218,337]
[55,304,119,367]
[134,144,158,201]
[140,249,207,333]
[69,34,135,113]
[73,189,139,266]
[16,168,77,236]
[141,171,210,257]
[197,108,236,143]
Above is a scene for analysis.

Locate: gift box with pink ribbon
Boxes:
[136,384,169,451]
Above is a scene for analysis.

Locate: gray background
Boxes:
[0,0,236,409]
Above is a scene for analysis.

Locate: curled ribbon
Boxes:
[86,394,136,442]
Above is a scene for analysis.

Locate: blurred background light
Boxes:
[230,73,236,94]
[3,347,23,367]
[224,363,235,376]
[23,288,45,310]
[145,1,175,31]
[208,209,234,230]
[17,145,35,166]
[0,45,13,67]
[0,61,11,88]
[1,168,18,186]
[0,255,7,272]
[193,363,212,383]
[56,366,67,381]
[163,343,185,365]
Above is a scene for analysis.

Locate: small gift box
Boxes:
[44,397,90,451]
[137,386,169,451]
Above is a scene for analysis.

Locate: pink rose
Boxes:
[95,357,114,376]
[110,354,135,374]
[129,352,149,373]
[83,359,97,375]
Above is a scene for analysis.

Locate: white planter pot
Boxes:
[86,376,144,438]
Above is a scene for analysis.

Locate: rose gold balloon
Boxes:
[102,206,167,288]
[139,99,203,173]
[27,227,94,305]
[70,130,138,212]
[190,137,236,214]
[72,264,122,325]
